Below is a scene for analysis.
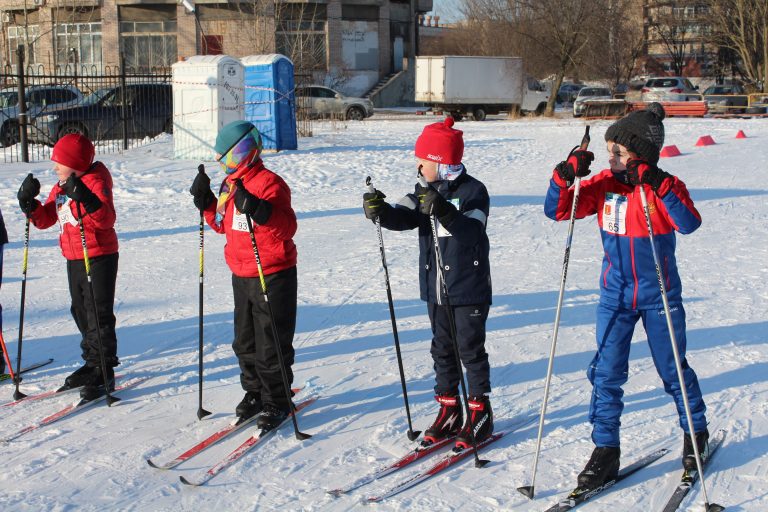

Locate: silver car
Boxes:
[0,85,84,147]
[640,77,699,102]
[295,85,374,121]
[573,87,613,117]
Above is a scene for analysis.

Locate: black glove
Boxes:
[417,184,458,225]
[626,159,672,193]
[363,189,390,220]
[17,173,41,215]
[556,149,594,185]
[61,174,102,213]
[234,184,272,225]
[190,168,216,211]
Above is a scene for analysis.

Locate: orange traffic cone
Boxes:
[695,135,716,146]
[660,145,681,158]
[735,130,747,139]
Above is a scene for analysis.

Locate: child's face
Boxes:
[607,142,636,171]
[54,162,80,182]
[417,159,438,183]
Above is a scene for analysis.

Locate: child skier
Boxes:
[544,103,709,490]
[16,134,120,400]
[189,120,298,430]
[362,117,494,449]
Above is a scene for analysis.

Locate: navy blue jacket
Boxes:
[380,168,492,306]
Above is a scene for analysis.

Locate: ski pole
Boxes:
[519,125,590,499]
[365,176,420,442]
[195,164,212,421]
[12,210,32,400]
[638,186,723,512]
[418,171,488,468]
[75,201,119,406]
[0,332,16,382]
[235,179,310,441]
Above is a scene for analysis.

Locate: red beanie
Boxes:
[51,134,95,172]
[414,117,464,165]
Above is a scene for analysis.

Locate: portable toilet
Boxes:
[241,54,297,151]
[172,55,244,160]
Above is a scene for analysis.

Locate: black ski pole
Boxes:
[196,164,212,421]
[418,171,488,468]
[519,125,590,499]
[12,204,32,400]
[365,176,421,442]
[638,186,723,512]
[235,179,310,440]
[75,201,119,406]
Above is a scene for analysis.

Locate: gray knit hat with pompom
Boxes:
[604,102,666,164]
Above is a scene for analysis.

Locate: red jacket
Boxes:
[203,159,297,277]
[30,162,118,260]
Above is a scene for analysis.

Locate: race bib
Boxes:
[436,198,460,238]
[602,192,628,234]
[56,195,78,231]
[231,209,250,232]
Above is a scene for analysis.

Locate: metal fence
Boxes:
[1,52,172,164]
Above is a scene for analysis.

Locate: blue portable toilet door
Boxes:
[275,59,297,150]
[245,76,276,150]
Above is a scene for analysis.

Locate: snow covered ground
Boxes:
[0,114,766,512]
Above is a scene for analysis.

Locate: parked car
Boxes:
[557,83,585,104]
[573,87,613,117]
[702,84,748,114]
[294,85,374,120]
[0,85,84,147]
[640,77,699,101]
[27,83,172,145]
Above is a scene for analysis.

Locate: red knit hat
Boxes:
[51,134,95,172]
[414,117,464,165]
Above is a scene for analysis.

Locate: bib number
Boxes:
[232,210,250,232]
[602,192,628,235]
[56,195,77,231]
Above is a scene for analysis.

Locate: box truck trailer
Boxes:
[415,56,550,121]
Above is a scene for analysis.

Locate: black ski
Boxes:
[0,358,54,383]
[545,446,670,512]
[661,429,726,512]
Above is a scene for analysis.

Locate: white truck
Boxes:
[414,56,550,121]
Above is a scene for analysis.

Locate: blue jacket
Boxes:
[544,168,701,310]
[380,168,492,306]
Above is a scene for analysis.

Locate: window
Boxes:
[120,20,177,69]
[7,25,40,66]
[276,3,326,71]
[56,23,103,68]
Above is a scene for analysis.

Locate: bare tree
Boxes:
[705,0,767,91]
[646,1,702,76]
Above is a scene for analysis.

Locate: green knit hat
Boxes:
[215,120,255,155]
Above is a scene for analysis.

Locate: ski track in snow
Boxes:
[0,116,767,511]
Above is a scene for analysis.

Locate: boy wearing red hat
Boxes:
[363,117,494,448]
[17,134,120,400]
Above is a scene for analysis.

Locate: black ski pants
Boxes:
[428,302,491,397]
[232,266,297,410]
[67,252,119,368]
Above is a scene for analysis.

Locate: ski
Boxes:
[2,373,125,408]
[179,396,319,487]
[1,377,147,443]
[0,358,54,384]
[365,415,537,503]
[661,429,726,512]
[327,436,457,497]
[147,386,306,470]
[544,446,670,512]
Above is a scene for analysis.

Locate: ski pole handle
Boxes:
[579,125,591,150]
[365,175,375,194]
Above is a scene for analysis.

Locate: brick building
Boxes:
[0,0,432,95]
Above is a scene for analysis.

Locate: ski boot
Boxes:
[682,428,710,470]
[455,395,493,449]
[423,394,463,445]
[79,366,115,401]
[235,391,263,422]
[59,364,97,391]
[577,446,621,489]
[256,403,289,431]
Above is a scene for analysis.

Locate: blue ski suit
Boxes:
[544,167,708,447]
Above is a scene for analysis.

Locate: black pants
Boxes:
[428,302,491,397]
[67,253,119,367]
[232,266,297,409]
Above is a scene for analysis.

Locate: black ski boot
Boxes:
[423,394,463,445]
[455,395,493,449]
[682,428,710,470]
[235,391,263,422]
[256,403,289,431]
[60,364,97,391]
[577,446,621,489]
[79,366,115,401]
